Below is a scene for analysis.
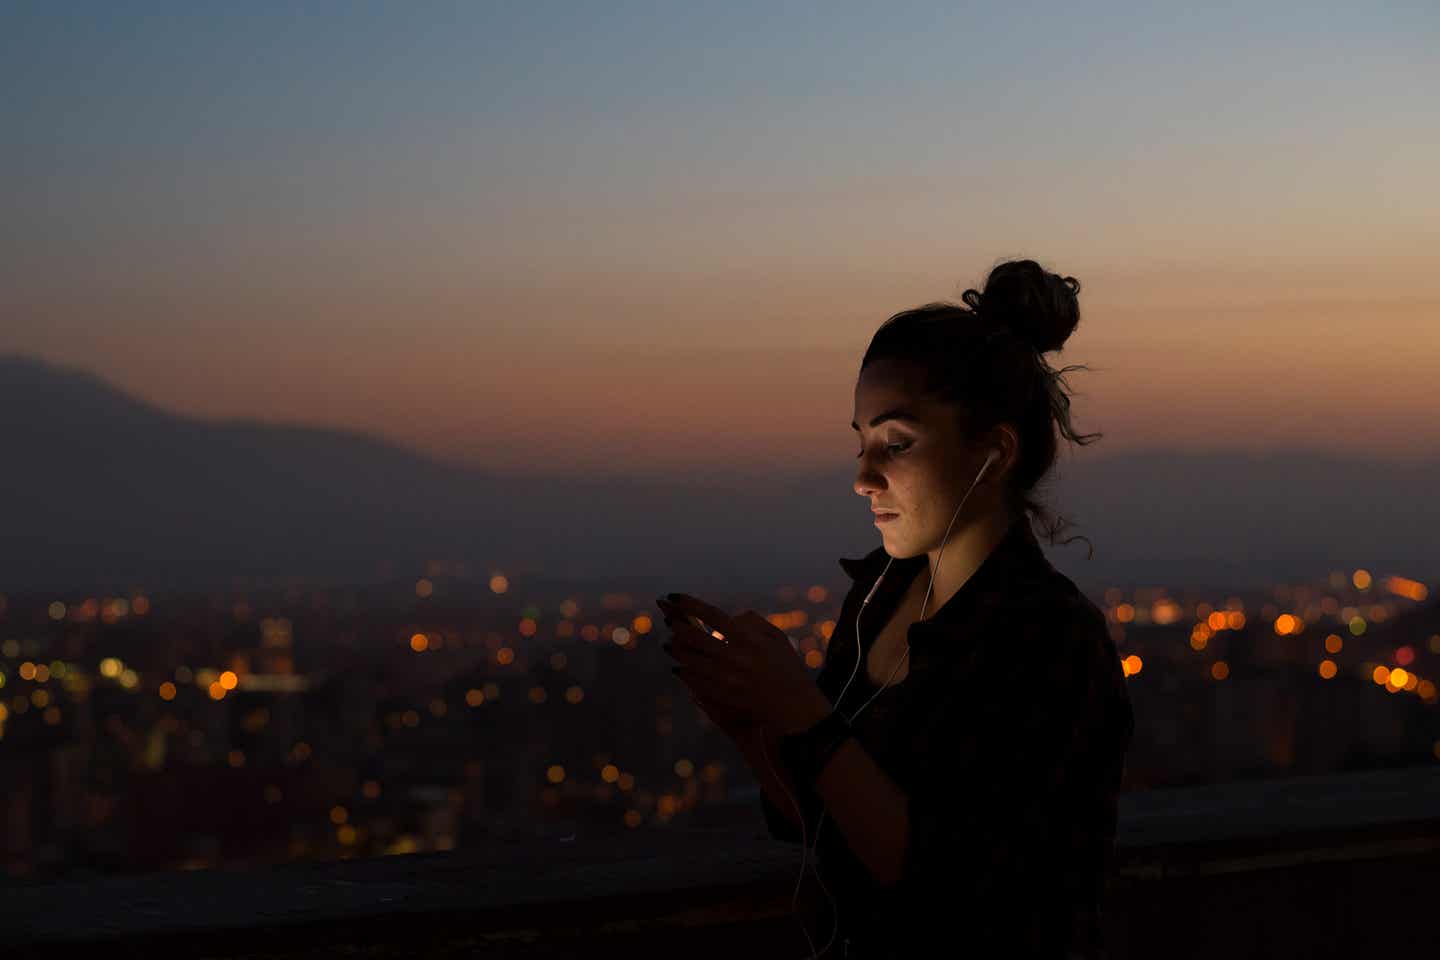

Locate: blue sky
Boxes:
[3,1,1437,475]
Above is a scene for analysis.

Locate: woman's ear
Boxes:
[988,424,1021,477]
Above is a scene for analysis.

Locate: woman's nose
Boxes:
[854,468,883,497]
[852,463,875,495]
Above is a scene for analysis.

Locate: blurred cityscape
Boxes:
[1,562,1436,881]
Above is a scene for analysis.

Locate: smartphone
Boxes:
[684,614,726,643]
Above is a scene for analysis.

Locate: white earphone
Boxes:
[760,448,999,959]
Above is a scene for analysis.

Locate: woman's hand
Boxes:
[657,601,758,743]
[657,593,832,738]
[684,675,760,745]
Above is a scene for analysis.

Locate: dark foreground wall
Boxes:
[3,764,1437,959]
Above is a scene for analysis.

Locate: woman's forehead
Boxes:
[853,363,968,436]
[852,390,943,431]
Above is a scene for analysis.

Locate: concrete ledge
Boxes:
[4,764,1438,958]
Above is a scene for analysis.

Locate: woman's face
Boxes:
[851,357,999,558]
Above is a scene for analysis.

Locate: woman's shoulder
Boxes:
[968,568,1118,703]
[992,561,1108,642]
[1044,572,1110,643]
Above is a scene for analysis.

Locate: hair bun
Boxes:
[962,259,1080,354]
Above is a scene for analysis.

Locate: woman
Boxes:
[658,259,1135,959]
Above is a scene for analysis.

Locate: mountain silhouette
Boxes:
[1,353,1435,598]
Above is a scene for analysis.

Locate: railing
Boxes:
[5,763,1438,958]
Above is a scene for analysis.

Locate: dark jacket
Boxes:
[760,519,1135,958]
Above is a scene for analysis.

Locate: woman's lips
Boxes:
[873,512,899,524]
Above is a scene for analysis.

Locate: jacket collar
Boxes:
[836,517,1052,644]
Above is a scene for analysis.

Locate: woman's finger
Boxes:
[733,609,793,649]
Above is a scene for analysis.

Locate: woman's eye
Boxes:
[856,441,911,459]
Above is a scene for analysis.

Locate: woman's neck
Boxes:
[919,509,1015,620]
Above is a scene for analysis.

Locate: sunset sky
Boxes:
[5,1,1437,479]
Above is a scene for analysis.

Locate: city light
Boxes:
[1,549,1431,884]
[1383,576,1428,602]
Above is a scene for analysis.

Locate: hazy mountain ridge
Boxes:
[1,353,1435,598]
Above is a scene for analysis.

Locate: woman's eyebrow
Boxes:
[851,407,922,431]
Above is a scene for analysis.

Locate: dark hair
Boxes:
[859,258,1101,556]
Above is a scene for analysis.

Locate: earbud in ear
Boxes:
[970,450,998,488]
